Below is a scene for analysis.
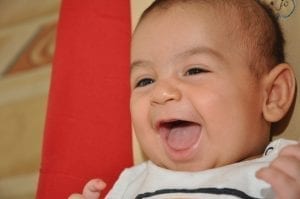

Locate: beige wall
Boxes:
[281,6,300,140]
[0,1,60,198]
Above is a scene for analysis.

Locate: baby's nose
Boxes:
[150,80,182,105]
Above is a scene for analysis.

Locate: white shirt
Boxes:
[106,139,297,199]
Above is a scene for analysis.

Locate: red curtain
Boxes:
[36,0,133,198]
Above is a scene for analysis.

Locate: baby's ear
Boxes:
[262,63,296,122]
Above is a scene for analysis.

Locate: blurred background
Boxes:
[0,0,299,198]
[0,0,60,198]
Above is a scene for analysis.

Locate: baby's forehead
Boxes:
[136,0,260,47]
[134,0,279,74]
[143,0,260,17]
[140,0,265,36]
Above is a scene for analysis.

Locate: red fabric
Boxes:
[36,0,133,198]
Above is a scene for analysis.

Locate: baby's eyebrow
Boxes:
[176,46,226,62]
[130,46,226,72]
[130,60,152,72]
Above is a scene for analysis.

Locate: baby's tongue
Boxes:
[167,123,201,150]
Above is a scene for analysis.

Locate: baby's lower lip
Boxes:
[159,122,202,161]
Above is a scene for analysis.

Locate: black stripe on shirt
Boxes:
[135,187,261,199]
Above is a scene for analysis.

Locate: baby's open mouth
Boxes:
[158,120,202,151]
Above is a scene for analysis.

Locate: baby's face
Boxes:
[130,3,270,171]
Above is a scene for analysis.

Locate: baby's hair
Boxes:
[136,0,285,78]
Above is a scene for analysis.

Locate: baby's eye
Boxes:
[135,78,155,88]
[184,67,209,76]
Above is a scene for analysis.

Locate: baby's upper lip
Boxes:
[155,118,200,131]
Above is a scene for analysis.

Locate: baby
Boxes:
[70,0,300,198]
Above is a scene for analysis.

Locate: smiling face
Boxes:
[130,2,271,171]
